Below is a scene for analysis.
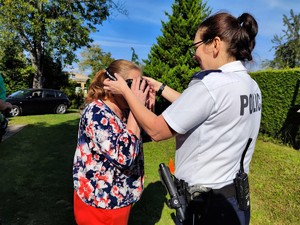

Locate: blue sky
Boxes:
[70,0,299,74]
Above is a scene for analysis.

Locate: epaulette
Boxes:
[192,69,222,80]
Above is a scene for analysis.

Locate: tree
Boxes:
[0,36,34,95]
[42,56,69,90]
[143,0,211,95]
[78,44,115,79]
[0,0,126,88]
[267,9,300,69]
[131,47,139,65]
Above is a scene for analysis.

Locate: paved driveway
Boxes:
[1,125,26,142]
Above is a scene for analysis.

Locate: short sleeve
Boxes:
[162,81,215,134]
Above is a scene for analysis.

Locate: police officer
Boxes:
[104,12,261,225]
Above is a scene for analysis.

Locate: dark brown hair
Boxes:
[199,12,258,61]
[85,59,141,103]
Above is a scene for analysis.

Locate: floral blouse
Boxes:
[73,100,144,209]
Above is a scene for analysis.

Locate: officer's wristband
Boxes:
[157,83,166,96]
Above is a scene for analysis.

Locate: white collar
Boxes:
[219,61,248,73]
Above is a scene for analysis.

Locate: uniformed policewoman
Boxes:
[104,12,262,225]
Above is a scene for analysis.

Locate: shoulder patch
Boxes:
[192,69,222,80]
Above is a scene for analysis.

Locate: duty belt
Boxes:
[174,178,236,202]
[209,183,236,198]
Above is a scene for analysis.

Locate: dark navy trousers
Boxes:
[176,195,250,225]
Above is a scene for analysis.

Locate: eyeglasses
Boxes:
[126,79,133,87]
[189,39,211,55]
[126,79,148,89]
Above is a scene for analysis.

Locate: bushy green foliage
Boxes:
[0,0,123,88]
[268,10,300,69]
[251,68,300,147]
[62,80,84,109]
[0,38,34,95]
[78,44,115,78]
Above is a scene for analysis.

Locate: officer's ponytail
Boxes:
[237,13,258,61]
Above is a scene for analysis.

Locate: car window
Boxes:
[9,90,23,98]
[32,91,42,98]
[9,90,31,98]
[56,91,66,98]
[43,90,56,98]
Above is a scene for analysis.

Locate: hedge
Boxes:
[251,68,300,148]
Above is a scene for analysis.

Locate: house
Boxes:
[69,73,90,95]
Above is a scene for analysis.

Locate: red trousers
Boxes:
[74,191,131,225]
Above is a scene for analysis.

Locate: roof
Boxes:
[69,73,90,82]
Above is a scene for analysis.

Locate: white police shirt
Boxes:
[162,61,261,189]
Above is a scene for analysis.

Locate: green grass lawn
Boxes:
[0,111,299,225]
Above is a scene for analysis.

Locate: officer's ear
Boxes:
[212,36,221,57]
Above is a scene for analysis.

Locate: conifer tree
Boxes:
[143,0,211,94]
[271,9,300,69]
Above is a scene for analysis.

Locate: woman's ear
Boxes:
[212,37,221,57]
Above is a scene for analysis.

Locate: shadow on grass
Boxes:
[0,116,169,225]
[129,181,167,225]
[0,119,79,225]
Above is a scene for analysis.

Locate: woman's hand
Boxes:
[103,73,129,95]
[104,73,150,106]
[130,78,150,105]
[146,86,156,111]
[5,102,12,110]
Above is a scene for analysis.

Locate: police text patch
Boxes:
[240,93,261,116]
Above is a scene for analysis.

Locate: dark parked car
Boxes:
[6,88,71,117]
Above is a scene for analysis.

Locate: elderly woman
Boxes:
[73,59,153,225]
